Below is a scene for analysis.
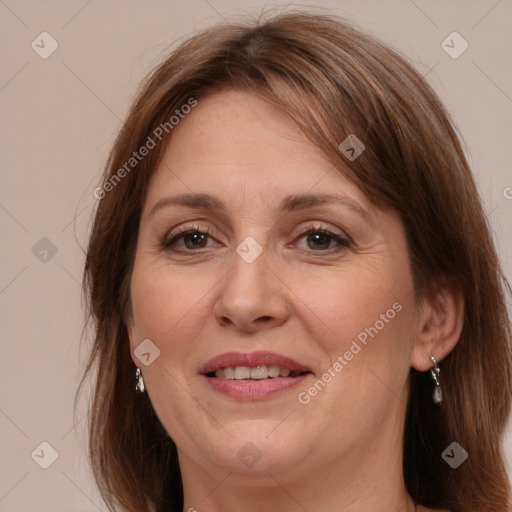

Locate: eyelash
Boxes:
[161,223,352,255]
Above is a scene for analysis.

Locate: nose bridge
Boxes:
[213,232,288,331]
[227,233,269,306]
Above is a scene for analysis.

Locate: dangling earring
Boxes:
[135,367,145,394]
[429,355,442,404]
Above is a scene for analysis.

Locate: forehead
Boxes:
[143,89,376,219]
[165,89,326,170]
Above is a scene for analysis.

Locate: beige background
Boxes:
[1,0,511,509]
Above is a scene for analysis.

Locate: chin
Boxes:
[194,420,313,476]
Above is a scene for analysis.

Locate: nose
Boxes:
[212,243,290,334]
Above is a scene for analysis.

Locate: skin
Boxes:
[127,89,463,512]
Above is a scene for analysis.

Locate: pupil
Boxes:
[185,233,206,249]
[309,233,329,250]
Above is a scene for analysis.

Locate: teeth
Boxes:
[251,365,268,379]
[224,367,235,379]
[213,365,301,380]
[268,365,280,378]
[234,366,251,379]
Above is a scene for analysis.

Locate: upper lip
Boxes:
[199,351,312,375]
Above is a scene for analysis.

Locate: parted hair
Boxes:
[79,9,512,512]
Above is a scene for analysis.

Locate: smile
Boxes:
[200,351,313,400]
[211,365,305,379]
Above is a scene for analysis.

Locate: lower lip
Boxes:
[202,374,311,400]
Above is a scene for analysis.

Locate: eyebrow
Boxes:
[148,192,375,226]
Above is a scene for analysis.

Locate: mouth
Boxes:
[207,365,308,380]
[200,350,312,378]
[199,351,313,400]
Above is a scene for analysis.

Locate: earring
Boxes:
[429,355,442,404]
[135,367,145,394]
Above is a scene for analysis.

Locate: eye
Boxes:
[161,223,351,255]
[161,224,218,252]
[293,223,351,254]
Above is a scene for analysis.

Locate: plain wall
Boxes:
[1,0,511,509]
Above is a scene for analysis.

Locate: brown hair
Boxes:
[79,9,512,512]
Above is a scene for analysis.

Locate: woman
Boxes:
[80,9,512,512]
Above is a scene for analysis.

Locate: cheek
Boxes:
[293,262,413,355]
[128,267,192,380]
[292,260,417,417]
[129,259,215,344]
[128,264,210,436]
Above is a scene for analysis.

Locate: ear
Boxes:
[411,275,464,371]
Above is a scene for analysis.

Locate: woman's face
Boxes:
[128,89,423,484]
